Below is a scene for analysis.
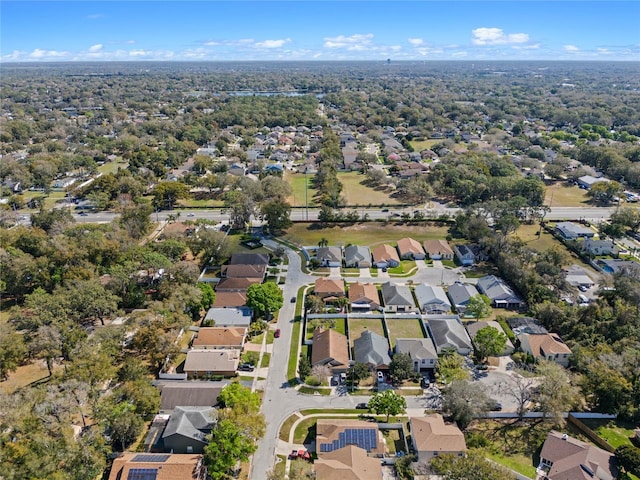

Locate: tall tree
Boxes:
[0,323,26,381]
[466,295,492,320]
[367,390,407,422]
[535,360,581,427]
[246,282,283,320]
[472,326,507,363]
[261,199,292,232]
[442,380,490,430]
[204,419,257,480]
[390,352,415,383]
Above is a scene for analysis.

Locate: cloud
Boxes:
[408,38,424,47]
[126,40,136,45]
[86,14,105,19]
[129,49,150,57]
[323,34,374,50]
[472,27,530,45]
[597,48,612,54]
[254,38,291,49]
[29,48,68,59]
[88,44,103,53]
[563,44,580,52]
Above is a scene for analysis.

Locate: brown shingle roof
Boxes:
[371,244,400,264]
[348,282,380,307]
[213,291,247,307]
[422,239,454,257]
[192,327,246,348]
[397,237,425,256]
[540,431,617,480]
[314,278,346,295]
[314,445,383,480]
[184,350,239,374]
[223,264,266,278]
[215,277,262,292]
[311,329,349,369]
[108,453,205,480]
[410,415,467,454]
[316,419,386,455]
[523,333,572,358]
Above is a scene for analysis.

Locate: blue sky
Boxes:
[2,1,639,62]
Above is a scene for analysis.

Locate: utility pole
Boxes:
[305,170,309,221]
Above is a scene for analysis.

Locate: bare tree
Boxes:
[500,374,536,420]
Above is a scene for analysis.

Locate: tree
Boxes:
[535,360,581,427]
[616,445,640,477]
[298,356,312,379]
[436,350,470,384]
[190,228,231,268]
[217,383,261,413]
[246,282,283,320]
[119,202,153,239]
[501,374,536,420]
[442,380,490,430]
[198,283,216,311]
[261,199,292,232]
[204,419,258,480]
[610,206,640,235]
[431,451,515,480]
[473,326,507,363]
[390,352,415,383]
[152,181,190,210]
[29,324,63,376]
[0,323,26,381]
[466,294,492,320]
[348,362,371,386]
[368,390,407,422]
[599,221,626,240]
[104,402,144,451]
[587,180,623,206]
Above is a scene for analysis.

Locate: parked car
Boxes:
[377,371,384,382]
[290,296,296,303]
[420,376,430,388]
[578,285,588,292]
[274,329,281,338]
[355,403,369,409]
[238,363,255,372]
[331,375,340,386]
[489,400,502,411]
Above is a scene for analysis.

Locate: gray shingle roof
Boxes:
[162,406,217,443]
[446,282,479,307]
[353,331,391,368]
[425,315,473,353]
[381,282,414,306]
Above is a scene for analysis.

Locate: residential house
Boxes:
[582,239,618,256]
[228,163,245,176]
[221,264,266,279]
[183,350,240,378]
[212,291,247,308]
[538,431,617,480]
[422,239,454,260]
[316,419,386,455]
[314,278,346,302]
[425,315,473,355]
[214,277,262,292]
[317,246,343,267]
[311,328,350,374]
[348,282,381,311]
[564,266,596,288]
[476,275,524,309]
[395,338,438,373]
[465,321,514,356]
[577,175,610,190]
[409,415,467,464]
[162,406,217,454]
[414,284,451,314]
[228,253,269,266]
[508,317,549,335]
[380,282,416,313]
[518,333,572,367]
[446,282,480,316]
[597,258,640,276]
[191,327,246,350]
[108,453,206,480]
[555,222,595,240]
[314,445,383,480]
[454,244,478,266]
[203,307,252,328]
[52,177,77,189]
[396,237,426,260]
[353,331,391,371]
[344,245,372,268]
[371,244,400,269]
[158,382,227,412]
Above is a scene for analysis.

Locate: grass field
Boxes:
[409,139,442,151]
[385,319,425,347]
[336,171,401,206]
[97,160,128,175]
[514,224,563,253]
[177,198,225,208]
[282,223,451,248]
[580,418,638,449]
[0,362,51,394]
[348,318,386,346]
[285,171,319,207]
[545,182,590,207]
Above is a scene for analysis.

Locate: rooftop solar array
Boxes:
[319,428,377,453]
[127,468,159,480]
[132,454,170,463]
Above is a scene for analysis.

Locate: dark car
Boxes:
[238,363,255,372]
[381,208,389,212]
[420,376,430,388]
[274,329,281,338]
[291,296,296,303]
[489,401,502,411]
[355,403,369,409]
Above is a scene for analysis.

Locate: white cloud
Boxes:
[126,40,136,45]
[323,34,374,49]
[452,51,468,57]
[597,47,612,54]
[408,38,424,46]
[563,44,580,52]
[204,41,220,46]
[129,49,150,57]
[29,48,68,59]
[254,38,291,49]
[472,27,530,45]
[88,44,103,53]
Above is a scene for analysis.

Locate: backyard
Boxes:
[580,418,638,449]
[306,317,346,340]
[348,318,386,346]
[545,182,590,207]
[385,319,425,348]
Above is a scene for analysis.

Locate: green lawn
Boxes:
[410,139,443,151]
[514,223,565,253]
[336,171,401,206]
[285,171,318,207]
[580,419,638,449]
[97,160,128,175]
[282,223,451,248]
[306,318,346,340]
[385,319,425,347]
[388,260,416,276]
[260,352,271,368]
[287,286,310,382]
[348,318,386,346]
[178,198,225,208]
[545,182,590,207]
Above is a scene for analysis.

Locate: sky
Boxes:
[1,1,639,62]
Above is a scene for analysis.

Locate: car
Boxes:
[381,267,388,272]
[490,402,503,411]
[377,371,384,382]
[290,296,296,303]
[331,375,339,386]
[340,372,347,383]
[187,213,195,217]
[238,363,255,372]
[506,362,515,371]
[420,376,430,388]
[355,403,369,409]
[578,285,588,292]
[79,212,89,216]
[274,329,281,338]
[476,364,489,370]
[381,208,389,212]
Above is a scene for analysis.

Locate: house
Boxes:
[518,333,572,367]
[162,406,217,454]
[597,259,640,276]
[396,237,426,260]
[183,350,240,378]
[465,321,514,356]
[158,382,227,412]
[454,244,478,266]
[191,327,246,350]
[314,278,346,301]
[508,317,549,335]
[409,415,467,464]
[311,328,350,374]
[353,331,391,370]
[214,277,262,292]
[221,264,266,279]
[555,222,595,240]
[317,246,343,267]
[425,315,473,355]
[371,244,400,269]
[414,284,451,314]
[203,307,252,328]
[228,253,269,266]
[228,163,245,176]
[582,239,618,256]
[422,239,454,260]
[395,338,438,373]
[108,453,206,480]
[564,266,596,288]
[314,445,383,480]
[446,282,480,315]
[577,175,610,190]
[212,291,247,308]
[538,431,617,480]
[348,282,381,311]
[380,282,416,313]
[476,275,524,309]
[344,245,372,268]
[52,177,77,189]
[316,419,386,455]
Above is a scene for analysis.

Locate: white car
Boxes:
[377,371,385,382]
[187,213,195,217]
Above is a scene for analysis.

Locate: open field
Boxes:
[336,171,401,206]
[545,182,590,207]
[282,222,451,248]
[98,160,129,175]
[285,171,318,207]
[348,318,386,346]
[385,319,425,347]
[409,139,443,151]
[0,361,51,394]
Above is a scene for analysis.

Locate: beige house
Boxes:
[108,453,206,480]
[518,333,572,367]
[409,414,467,463]
[183,350,240,378]
[348,282,380,310]
[311,329,350,374]
[396,237,426,260]
[371,244,400,269]
[314,445,382,480]
[314,278,346,301]
[423,239,454,260]
[191,327,247,350]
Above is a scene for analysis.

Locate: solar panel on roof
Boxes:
[132,454,170,463]
[127,468,158,480]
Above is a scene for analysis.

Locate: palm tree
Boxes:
[318,237,329,248]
